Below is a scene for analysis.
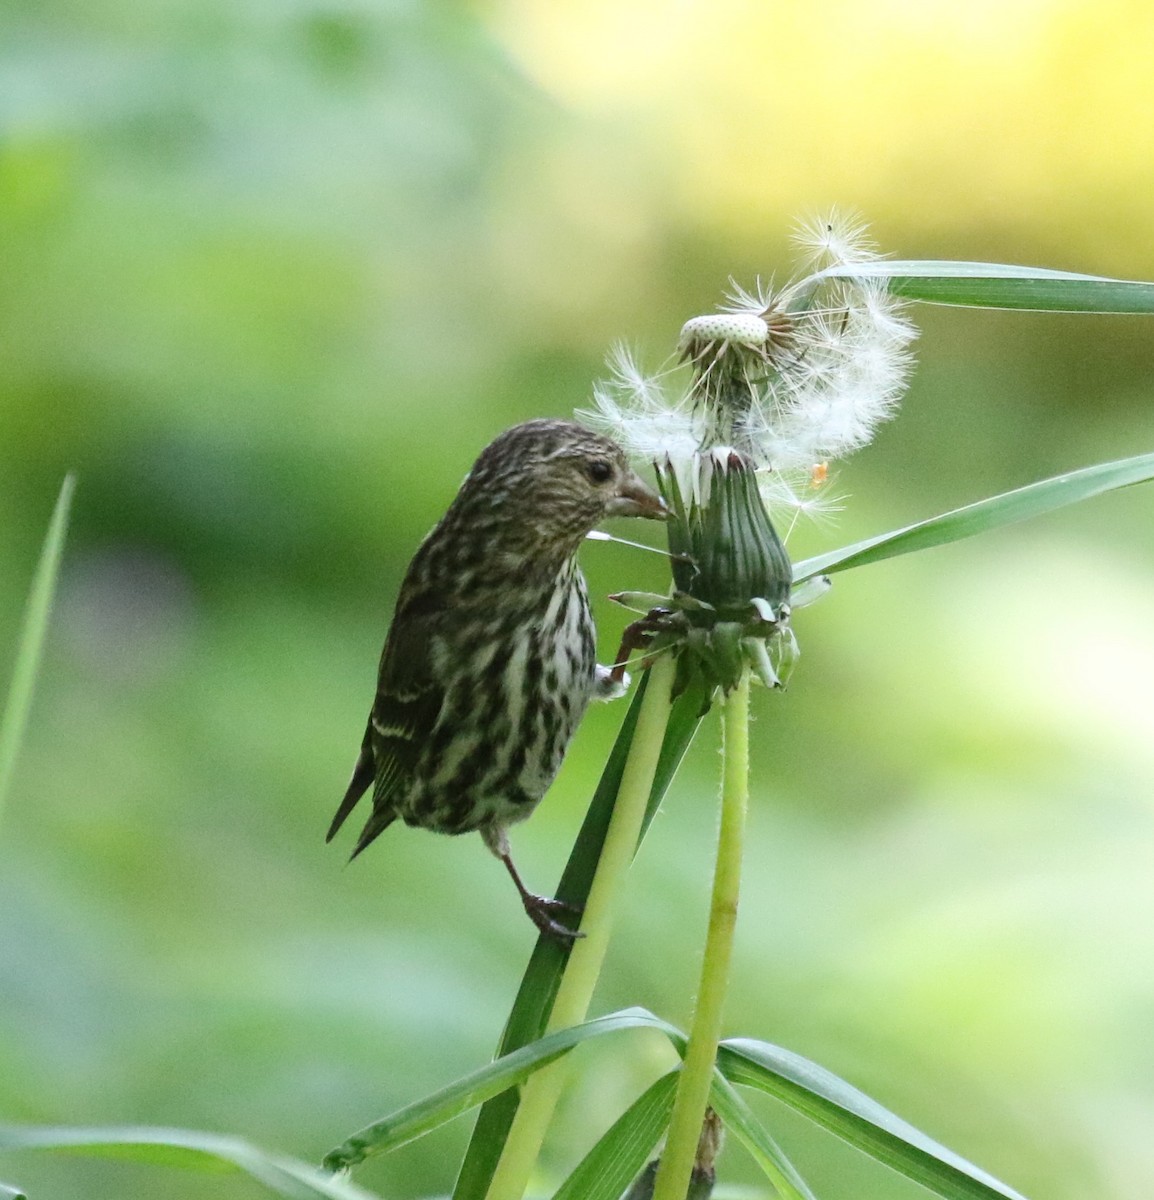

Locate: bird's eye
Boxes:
[586,459,613,484]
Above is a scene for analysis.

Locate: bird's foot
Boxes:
[522,892,585,944]
[610,607,677,683]
[495,846,585,943]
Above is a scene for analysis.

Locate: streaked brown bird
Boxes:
[328,419,665,939]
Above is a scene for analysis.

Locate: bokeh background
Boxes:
[3,1,1154,1196]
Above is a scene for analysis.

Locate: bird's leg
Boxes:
[498,850,584,943]
[483,825,583,942]
[611,606,677,683]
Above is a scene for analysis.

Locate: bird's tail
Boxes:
[326,724,375,843]
[349,808,398,860]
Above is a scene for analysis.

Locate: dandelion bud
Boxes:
[654,451,793,695]
[660,452,791,617]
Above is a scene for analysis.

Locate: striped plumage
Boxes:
[328,419,665,939]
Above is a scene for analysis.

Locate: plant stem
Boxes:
[651,665,750,1200]
[484,653,677,1200]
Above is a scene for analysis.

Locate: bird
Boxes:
[327,418,667,939]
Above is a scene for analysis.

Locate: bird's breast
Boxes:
[406,566,596,835]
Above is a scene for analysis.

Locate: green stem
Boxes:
[484,654,678,1200]
[651,666,750,1200]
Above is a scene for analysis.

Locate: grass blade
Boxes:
[325,1007,684,1172]
[551,1071,679,1200]
[718,1040,1027,1200]
[793,451,1154,582]
[707,1075,815,1200]
[820,260,1154,313]
[0,1182,27,1200]
[640,682,710,840]
[452,680,706,1200]
[0,475,75,828]
[0,1126,380,1200]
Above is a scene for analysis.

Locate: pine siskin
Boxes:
[328,419,666,939]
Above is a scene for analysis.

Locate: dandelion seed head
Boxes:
[583,211,917,528]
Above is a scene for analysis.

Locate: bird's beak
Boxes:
[606,471,667,520]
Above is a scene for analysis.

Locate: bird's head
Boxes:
[460,419,665,553]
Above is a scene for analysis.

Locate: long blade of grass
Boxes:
[718,1040,1027,1200]
[0,475,75,828]
[707,1074,815,1200]
[452,680,706,1200]
[325,1007,684,1172]
[0,1126,380,1200]
[793,451,1154,583]
[820,260,1154,313]
[551,1071,679,1200]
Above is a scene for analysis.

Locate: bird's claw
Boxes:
[611,607,677,683]
[522,892,585,943]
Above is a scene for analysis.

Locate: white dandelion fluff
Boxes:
[581,211,917,524]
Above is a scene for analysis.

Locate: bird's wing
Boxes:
[328,594,446,855]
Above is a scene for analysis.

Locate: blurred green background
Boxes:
[3,1,1154,1196]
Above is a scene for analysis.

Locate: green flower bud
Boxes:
[655,451,795,696]
[658,452,791,618]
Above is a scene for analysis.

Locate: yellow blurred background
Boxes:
[2,1,1153,1196]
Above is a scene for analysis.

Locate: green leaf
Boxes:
[793,451,1154,582]
[718,1040,1028,1200]
[0,1181,27,1200]
[820,259,1154,313]
[326,1007,684,1172]
[707,1075,815,1200]
[452,680,706,1200]
[0,1126,380,1200]
[0,475,75,830]
[551,1071,679,1200]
